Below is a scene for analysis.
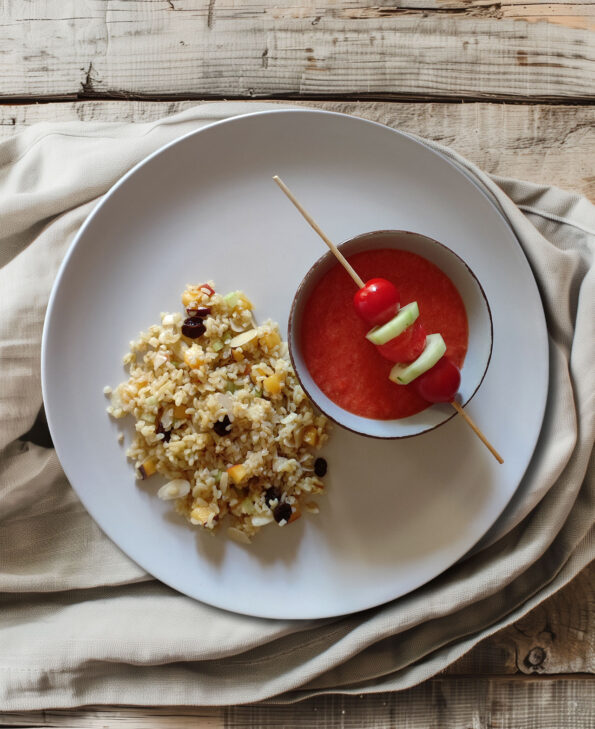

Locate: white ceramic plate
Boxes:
[42,110,548,619]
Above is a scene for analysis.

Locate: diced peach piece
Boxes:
[263,373,283,395]
[237,293,253,311]
[227,464,248,485]
[137,458,157,480]
[181,290,196,307]
[184,345,203,369]
[302,426,318,447]
[262,331,281,350]
[190,506,217,527]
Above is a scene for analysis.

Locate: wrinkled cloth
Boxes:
[0,103,592,709]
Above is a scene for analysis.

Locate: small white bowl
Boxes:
[288,230,493,439]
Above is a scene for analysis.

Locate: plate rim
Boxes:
[41,108,550,619]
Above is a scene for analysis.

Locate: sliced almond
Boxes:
[229,329,258,348]
[251,514,274,527]
[227,527,252,545]
[157,479,191,501]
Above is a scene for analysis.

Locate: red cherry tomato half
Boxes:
[412,356,461,403]
[353,278,400,326]
[377,320,427,363]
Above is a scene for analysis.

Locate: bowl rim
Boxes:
[287,229,494,440]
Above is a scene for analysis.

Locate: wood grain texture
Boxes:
[0,1,593,101]
[445,562,595,675]
[1,99,593,199]
[1,678,593,728]
[230,679,595,729]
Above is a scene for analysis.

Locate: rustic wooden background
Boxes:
[0,0,593,726]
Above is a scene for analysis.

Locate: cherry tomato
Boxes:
[412,356,461,403]
[353,278,400,326]
[377,321,427,363]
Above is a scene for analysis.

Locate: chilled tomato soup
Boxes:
[301,249,469,420]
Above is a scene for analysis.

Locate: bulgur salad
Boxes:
[106,282,329,542]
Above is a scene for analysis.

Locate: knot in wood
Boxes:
[523,646,546,668]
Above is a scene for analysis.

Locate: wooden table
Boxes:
[1,2,593,726]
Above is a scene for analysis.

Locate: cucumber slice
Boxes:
[389,333,446,385]
[223,291,239,309]
[366,302,420,345]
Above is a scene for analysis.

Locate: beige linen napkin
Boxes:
[0,103,593,709]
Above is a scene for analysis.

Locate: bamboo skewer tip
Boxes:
[451,400,503,464]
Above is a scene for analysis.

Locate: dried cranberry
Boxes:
[186,306,211,318]
[181,316,206,339]
[213,415,231,437]
[314,458,327,477]
[273,502,292,523]
[156,422,172,443]
[265,486,282,507]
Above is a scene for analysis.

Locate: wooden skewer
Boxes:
[451,400,503,463]
[273,175,364,288]
[273,174,503,464]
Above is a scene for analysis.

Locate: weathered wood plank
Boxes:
[229,679,595,728]
[1,100,593,200]
[0,1,593,101]
[0,706,224,729]
[445,561,595,675]
[0,677,593,728]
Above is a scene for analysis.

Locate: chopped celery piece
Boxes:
[211,340,224,352]
[223,292,239,309]
[225,381,238,393]
[240,497,256,515]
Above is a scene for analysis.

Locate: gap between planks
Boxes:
[2,94,595,106]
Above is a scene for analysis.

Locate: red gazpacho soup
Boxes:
[300,248,469,420]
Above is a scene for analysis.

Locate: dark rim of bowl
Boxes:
[287,229,494,440]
